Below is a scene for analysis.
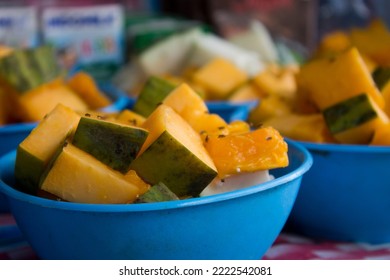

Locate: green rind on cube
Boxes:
[0,44,62,93]
[32,45,64,82]
[14,146,46,194]
[15,140,69,195]
[322,93,378,134]
[72,117,149,174]
[130,131,217,197]
[132,76,176,117]
[372,66,390,90]
[135,182,179,203]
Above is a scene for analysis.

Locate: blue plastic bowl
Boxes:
[0,123,36,159]
[97,82,130,113]
[0,123,36,212]
[0,83,129,212]
[0,140,312,260]
[207,100,258,122]
[287,141,390,244]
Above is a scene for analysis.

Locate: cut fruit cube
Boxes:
[15,104,81,194]
[130,104,218,197]
[72,115,149,174]
[41,144,142,204]
[204,126,288,178]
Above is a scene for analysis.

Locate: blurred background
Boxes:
[0,0,388,82]
[3,0,390,261]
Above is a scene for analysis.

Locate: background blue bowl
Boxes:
[97,82,130,113]
[0,123,36,160]
[287,141,390,244]
[0,140,312,260]
[0,83,129,213]
[206,100,258,122]
[125,98,258,123]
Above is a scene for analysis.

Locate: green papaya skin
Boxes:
[322,93,378,134]
[0,44,62,93]
[72,116,149,174]
[135,182,179,203]
[372,67,390,90]
[132,76,176,117]
[130,131,217,197]
[14,146,46,194]
[15,138,73,195]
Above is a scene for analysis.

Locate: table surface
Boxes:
[2,213,390,260]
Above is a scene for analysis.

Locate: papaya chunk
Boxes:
[41,144,142,204]
[296,47,385,110]
[67,71,111,109]
[17,78,88,122]
[191,57,248,100]
[370,123,390,145]
[204,126,288,178]
[130,104,218,197]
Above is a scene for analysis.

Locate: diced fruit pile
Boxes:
[0,45,112,126]
[112,20,301,103]
[249,18,390,146]
[14,83,289,204]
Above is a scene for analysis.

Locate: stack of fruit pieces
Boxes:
[113,19,301,105]
[249,18,390,146]
[14,82,289,204]
[0,45,112,126]
[148,57,297,104]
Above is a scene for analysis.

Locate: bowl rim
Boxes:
[295,139,390,154]
[206,100,259,110]
[0,122,37,133]
[0,140,312,213]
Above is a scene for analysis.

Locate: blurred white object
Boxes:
[187,32,264,77]
[228,20,279,64]
[200,170,274,197]
[138,27,203,76]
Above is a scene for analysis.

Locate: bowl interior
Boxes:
[207,100,258,122]
[0,139,312,212]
